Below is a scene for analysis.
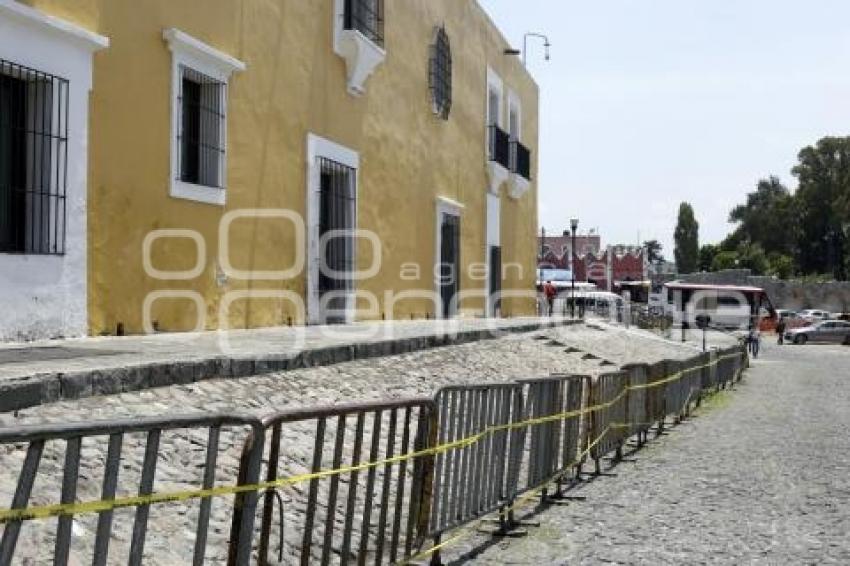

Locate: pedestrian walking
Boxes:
[748,322,761,358]
[776,318,786,345]
[544,280,557,316]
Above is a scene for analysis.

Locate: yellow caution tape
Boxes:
[0,352,742,525]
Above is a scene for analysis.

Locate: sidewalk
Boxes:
[0,317,576,413]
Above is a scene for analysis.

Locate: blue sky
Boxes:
[479,0,850,256]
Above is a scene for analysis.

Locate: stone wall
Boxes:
[679,270,850,312]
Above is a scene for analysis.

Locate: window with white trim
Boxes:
[0,59,68,255]
[163,29,245,206]
[178,67,224,188]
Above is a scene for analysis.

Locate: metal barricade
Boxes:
[429,383,524,541]
[252,398,437,566]
[645,360,668,431]
[0,414,265,566]
[734,345,748,381]
[702,349,720,392]
[621,363,650,440]
[662,359,689,419]
[716,347,736,389]
[682,355,705,413]
[588,372,628,466]
[518,375,587,491]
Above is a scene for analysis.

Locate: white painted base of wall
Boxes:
[0,0,107,341]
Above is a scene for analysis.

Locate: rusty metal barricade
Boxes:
[588,372,628,468]
[0,414,265,566]
[518,374,588,492]
[250,398,437,566]
[428,383,524,542]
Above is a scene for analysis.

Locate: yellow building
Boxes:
[1,0,539,338]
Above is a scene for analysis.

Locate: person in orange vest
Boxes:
[544,280,557,316]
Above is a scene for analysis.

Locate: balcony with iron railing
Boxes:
[508,137,532,199]
[488,124,511,170]
[510,139,531,181]
[485,124,511,194]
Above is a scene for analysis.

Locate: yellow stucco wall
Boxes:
[22,0,539,334]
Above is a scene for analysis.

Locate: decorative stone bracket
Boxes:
[337,29,386,97]
[487,161,510,195]
[509,173,531,200]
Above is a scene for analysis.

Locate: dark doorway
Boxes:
[489,245,502,317]
[439,213,460,318]
[318,157,355,324]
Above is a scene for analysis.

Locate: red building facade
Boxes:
[538,232,646,291]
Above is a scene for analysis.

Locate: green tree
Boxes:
[674,202,700,274]
[643,239,664,264]
[792,136,850,279]
[735,242,769,275]
[728,176,796,257]
[766,253,795,279]
[711,251,739,271]
[698,244,718,272]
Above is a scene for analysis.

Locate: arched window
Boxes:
[429,26,452,120]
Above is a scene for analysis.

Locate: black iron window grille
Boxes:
[488,124,511,170]
[177,66,225,189]
[0,59,69,255]
[511,139,532,180]
[317,157,356,323]
[344,0,384,48]
[429,26,452,120]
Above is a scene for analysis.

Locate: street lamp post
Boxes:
[570,218,579,318]
[522,32,551,67]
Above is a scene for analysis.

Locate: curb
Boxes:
[0,320,579,414]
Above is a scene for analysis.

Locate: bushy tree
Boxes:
[767,253,795,279]
[711,251,739,271]
[728,176,796,257]
[643,239,664,264]
[735,242,769,275]
[792,137,850,279]
[698,244,718,272]
[674,202,700,274]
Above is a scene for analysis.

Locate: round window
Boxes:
[429,26,452,120]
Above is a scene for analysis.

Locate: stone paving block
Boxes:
[90,370,123,396]
[0,378,42,412]
[59,371,93,400]
[192,359,220,382]
[40,374,61,405]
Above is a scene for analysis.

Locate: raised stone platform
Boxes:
[0,317,577,413]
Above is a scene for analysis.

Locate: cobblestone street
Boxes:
[0,324,732,564]
[449,341,850,565]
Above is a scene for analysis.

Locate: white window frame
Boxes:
[507,89,522,141]
[486,67,504,129]
[163,28,245,206]
[306,133,360,325]
[435,196,464,319]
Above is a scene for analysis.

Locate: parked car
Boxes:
[798,309,831,322]
[775,309,798,320]
[785,320,850,345]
